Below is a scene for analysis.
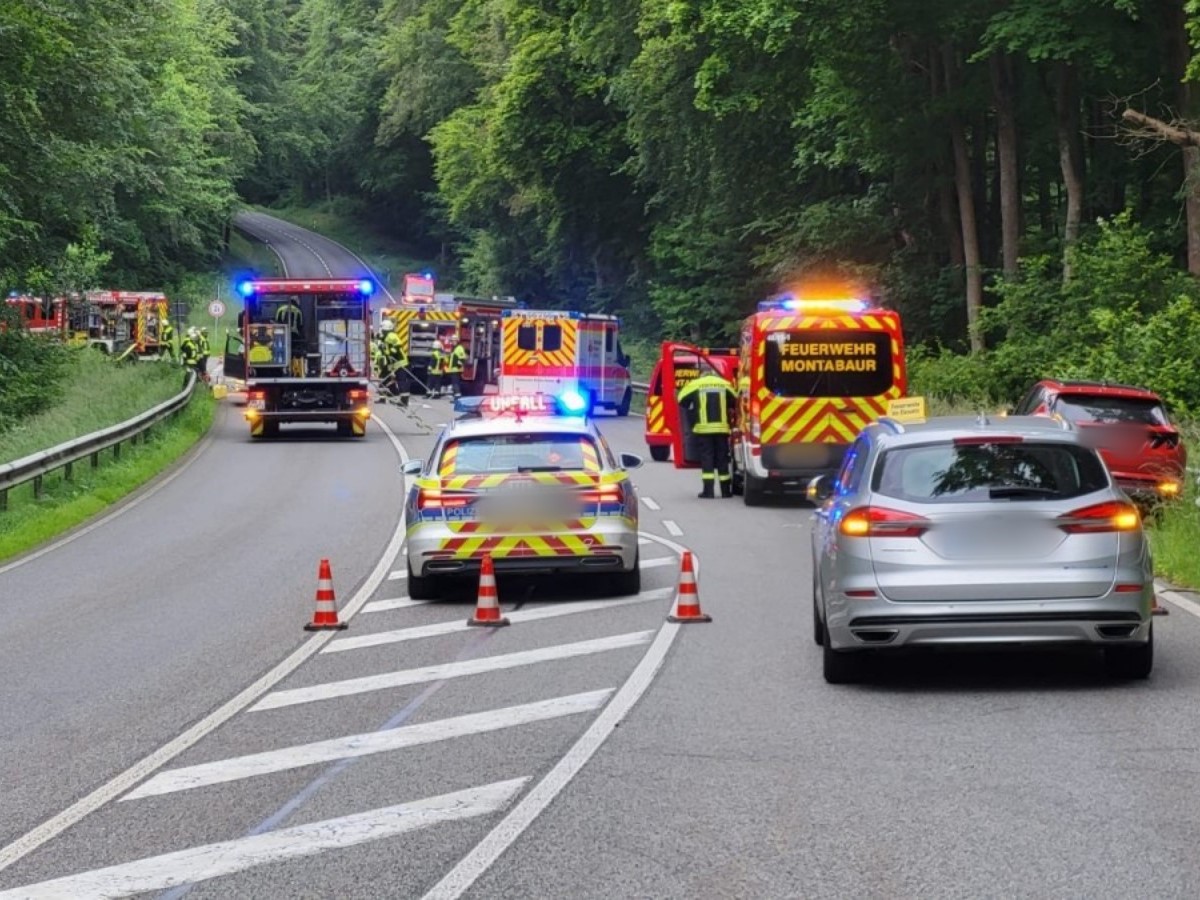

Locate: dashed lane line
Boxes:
[323,589,675,655]
[251,632,653,712]
[663,519,684,537]
[123,691,612,801]
[0,780,528,900]
[641,497,661,511]
[0,417,412,874]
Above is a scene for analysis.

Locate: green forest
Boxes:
[6,0,1200,406]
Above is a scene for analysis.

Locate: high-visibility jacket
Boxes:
[275,302,303,336]
[198,331,210,356]
[677,373,737,435]
[383,331,408,368]
[180,337,201,366]
[430,346,446,374]
[446,343,466,373]
[160,320,174,344]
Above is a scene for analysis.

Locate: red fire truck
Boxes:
[4,294,67,336]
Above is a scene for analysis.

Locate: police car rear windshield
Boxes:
[765,329,892,398]
[872,441,1108,503]
[440,434,603,475]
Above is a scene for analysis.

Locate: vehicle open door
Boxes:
[223,329,246,381]
[662,342,738,469]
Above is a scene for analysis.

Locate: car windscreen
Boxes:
[438,433,601,475]
[1054,394,1169,426]
[763,328,893,397]
[872,441,1109,503]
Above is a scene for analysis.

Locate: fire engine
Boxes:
[4,294,68,336]
[728,292,906,504]
[223,278,374,439]
[644,342,738,462]
[76,291,173,357]
[497,310,632,416]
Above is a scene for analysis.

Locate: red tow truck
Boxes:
[644,342,738,463]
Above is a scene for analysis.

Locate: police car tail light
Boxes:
[840,506,929,538]
[580,483,623,505]
[417,488,471,510]
[1057,501,1140,534]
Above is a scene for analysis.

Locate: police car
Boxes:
[402,391,644,599]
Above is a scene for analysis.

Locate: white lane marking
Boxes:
[361,597,429,614]
[640,557,677,570]
[123,690,611,801]
[387,569,408,581]
[423,532,695,900]
[0,430,216,578]
[253,632,653,711]
[638,537,651,545]
[1156,579,1200,618]
[663,519,684,537]
[324,589,674,655]
[0,418,411,873]
[0,780,527,900]
[641,497,661,511]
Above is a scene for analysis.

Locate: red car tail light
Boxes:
[416,488,471,510]
[840,506,930,538]
[1056,501,1140,534]
[580,483,624,505]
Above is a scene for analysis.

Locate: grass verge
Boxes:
[0,388,215,563]
[1149,493,1200,589]
[0,350,188,464]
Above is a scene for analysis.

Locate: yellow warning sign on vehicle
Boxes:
[886,396,928,422]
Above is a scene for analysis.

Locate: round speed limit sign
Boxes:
[208,300,226,318]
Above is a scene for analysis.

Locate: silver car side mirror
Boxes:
[401,459,424,476]
[807,474,834,504]
[619,452,644,470]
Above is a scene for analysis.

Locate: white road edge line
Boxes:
[663,519,683,537]
[423,532,695,900]
[0,417,411,874]
[640,557,677,570]
[253,632,653,712]
[124,691,612,800]
[324,589,674,655]
[361,597,429,614]
[641,496,661,511]
[1156,579,1200,618]
[0,779,529,900]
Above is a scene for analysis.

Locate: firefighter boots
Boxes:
[697,484,715,499]
[720,482,733,498]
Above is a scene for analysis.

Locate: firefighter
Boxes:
[677,370,738,498]
[198,327,210,359]
[445,334,467,398]
[427,340,445,398]
[381,318,410,406]
[180,328,204,380]
[159,316,176,361]
[275,296,304,353]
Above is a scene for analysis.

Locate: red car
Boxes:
[1014,380,1187,502]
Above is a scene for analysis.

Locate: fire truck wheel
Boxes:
[649,445,670,463]
[742,473,766,506]
[406,561,440,600]
[616,387,632,417]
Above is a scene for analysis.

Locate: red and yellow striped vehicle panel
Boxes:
[751,312,904,445]
[501,316,578,371]
[646,395,666,437]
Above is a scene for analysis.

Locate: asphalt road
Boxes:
[5,213,1200,898]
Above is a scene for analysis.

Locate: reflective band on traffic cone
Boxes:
[304,558,349,631]
[667,551,711,623]
[468,555,510,627]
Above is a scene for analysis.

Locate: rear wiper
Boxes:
[987,485,1061,499]
[517,465,564,472]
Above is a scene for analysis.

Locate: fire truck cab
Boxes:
[645,342,738,463]
[732,293,906,504]
[4,294,67,336]
[224,278,374,439]
[498,310,632,416]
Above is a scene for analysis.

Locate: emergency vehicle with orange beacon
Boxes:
[731,292,906,504]
[644,342,738,462]
[401,391,644,599]
[497,310,633,416]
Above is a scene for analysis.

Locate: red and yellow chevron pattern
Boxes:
[502,317,578,369]
[646,396,666,437]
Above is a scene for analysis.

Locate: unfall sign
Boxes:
[765,329,893,398]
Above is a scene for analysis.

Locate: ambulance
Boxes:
[644,342,738,462]
[732,293,906,504]
[497,310,633,415]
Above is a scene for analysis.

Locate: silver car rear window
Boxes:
[872,441,1108,503]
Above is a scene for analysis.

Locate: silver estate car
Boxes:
[809,414,1154,683]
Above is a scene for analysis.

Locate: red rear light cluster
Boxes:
[1057,501,1140,534]
[839,506,930,538]
[417,488,472,510]
[580,483,624,505]
[348,388,368,402]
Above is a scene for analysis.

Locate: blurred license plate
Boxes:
[482,491,571,520]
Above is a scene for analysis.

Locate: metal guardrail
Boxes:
[0,372,198,511]
[632,381,648,395]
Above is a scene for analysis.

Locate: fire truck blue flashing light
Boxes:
[757,294,867,313]
[237,280,256,298]
[358,279,375,296]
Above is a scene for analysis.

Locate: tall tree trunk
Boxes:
[1054,62,1084,281]
[992,52,1020,275]
[944,46,984,352]
[929,45,964,270]
[1168,0,1200,274]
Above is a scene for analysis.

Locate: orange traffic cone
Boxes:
[304,559,349,631]
[468,555,510,627]
[667,551,711,623]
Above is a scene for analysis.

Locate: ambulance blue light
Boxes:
[557,389,589,415]
[358,279,375,295]
[237,280,255,297]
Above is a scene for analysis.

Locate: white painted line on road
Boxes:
[324,589,674,655]
[124,691,611,800]
[387,570,408,581]
[0,780,528,900]
[641,497,661,511]
[0,419,413,874]
[663,519,684,537]
[1156,579,1200,619]
[254,632,653,711]
[423,532,695,900]
[361,597,429,614]
[638,537,652,545]
[640,557,677,570]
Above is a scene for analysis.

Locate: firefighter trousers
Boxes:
[696,433,731,490]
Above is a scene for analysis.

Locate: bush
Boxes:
[0,307,71,433]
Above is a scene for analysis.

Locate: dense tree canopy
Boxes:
[5,0,1200,355]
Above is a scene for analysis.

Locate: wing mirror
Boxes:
[401,459,424,476]
[806,474,834,504]
[619,452,644,470]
